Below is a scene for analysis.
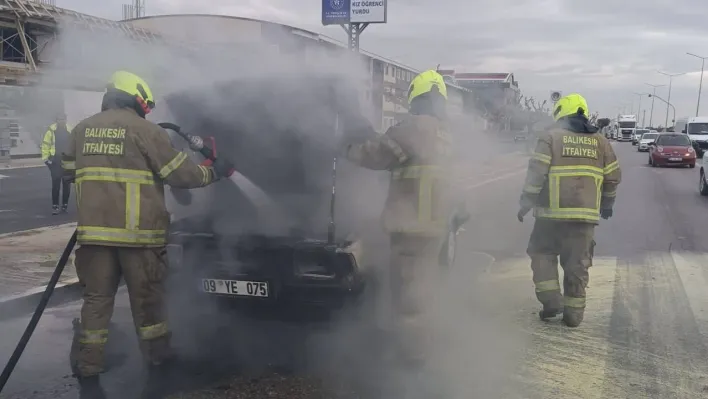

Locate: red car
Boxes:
[648,133,696,168]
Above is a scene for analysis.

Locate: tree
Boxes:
[596,118,610,129]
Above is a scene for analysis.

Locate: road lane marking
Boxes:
[607,252,708,397]
[463,169,526,190]
[522,256,620,398]
[480,255,626,398]
[670,252,708,340]
[464,251,708,397]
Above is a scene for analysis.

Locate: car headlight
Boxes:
[293,254,335,279]
[657,146,664,152]
[688,147,695,152]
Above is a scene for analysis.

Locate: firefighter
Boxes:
[41,113,74,214]
[517,93,621,328]
[339,70,464,364]
[61,70,234,398]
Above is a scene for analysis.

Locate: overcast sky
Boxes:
[61,0,708,125]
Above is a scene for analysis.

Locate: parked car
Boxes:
[637,132,658,152]
[632,128,650,145]
[648,133,696,168]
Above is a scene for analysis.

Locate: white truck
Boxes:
[617,115,637,142]
[675,116,708,157]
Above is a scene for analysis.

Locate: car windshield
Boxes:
[619,121,636,128]
[688,123,708,134]
[636,130,649,135]
[642,133,658,140]
[656,135,691,146]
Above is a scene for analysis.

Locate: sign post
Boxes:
[322,0,388,50]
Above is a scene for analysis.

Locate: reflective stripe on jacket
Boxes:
[41,123,73,161]
[62,108,217,247]
[520,125,621,223]
[345,114,454,236]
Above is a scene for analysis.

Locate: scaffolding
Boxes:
[0,0,179,85]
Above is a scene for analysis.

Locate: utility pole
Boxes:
[642,109,646,127]
[321,1,387,243]
[645,83,665,128]
[657,71,686,128]
[687,52,708,116]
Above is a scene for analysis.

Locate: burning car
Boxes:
[157,76,389,311]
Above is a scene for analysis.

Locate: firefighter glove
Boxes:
[212,157,235,179]
[517,206,531,222]
[600,208,613,220]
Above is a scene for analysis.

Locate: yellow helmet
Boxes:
[407,70,448,105]
[552,93,589,121]
[107,70,155,113]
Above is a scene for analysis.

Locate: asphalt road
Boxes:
[4,141,708,398]
[0,166,76,234]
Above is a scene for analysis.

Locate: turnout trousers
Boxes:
[526,219,596,323]
[70,245,172,377]
[389,233,442,363]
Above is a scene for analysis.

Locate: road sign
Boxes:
[322,0,387,25]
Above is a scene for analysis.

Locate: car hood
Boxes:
[656,145,692,152]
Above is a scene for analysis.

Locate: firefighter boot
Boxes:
[563,307,585,328]
[539,306,563,321]
[77,375,107,399]
[538,294,563,321]
[140,362,175,399]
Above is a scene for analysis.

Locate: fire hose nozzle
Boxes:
[158,122,215,161]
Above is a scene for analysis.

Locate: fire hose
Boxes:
[0,123,218,394]
[0,230,77,392]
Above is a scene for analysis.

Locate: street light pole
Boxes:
[645,83,665,128]
[657,71,686,128]
[687,52,708,116]
[648,93,676,128]
[633,92,645,126]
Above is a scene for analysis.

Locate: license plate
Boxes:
[669,157,682,161]
[201,278,269,297]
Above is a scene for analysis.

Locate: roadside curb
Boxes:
[0,164,45,170]
[0,222,76,239]
[0,223,80,320]
[0,277,83,321]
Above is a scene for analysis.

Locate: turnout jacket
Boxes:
[345,114,455,236]
[62,107,217,247]
[520,115,621,224]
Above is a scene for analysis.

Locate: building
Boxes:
[0,2,484,157]
[439,70,520,130]
[128,14,474,133]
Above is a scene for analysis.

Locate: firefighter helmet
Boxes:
[408,70,448,105]
[552,93,589,121]
[107,71,155,114]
